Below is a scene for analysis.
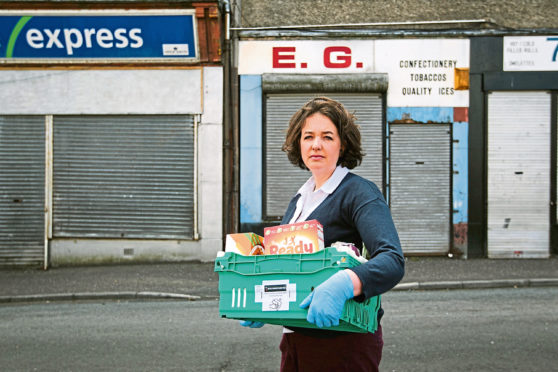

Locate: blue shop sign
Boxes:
[0,12,198,61]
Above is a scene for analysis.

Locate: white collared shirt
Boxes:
[289,166,350,224]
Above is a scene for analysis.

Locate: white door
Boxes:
[487,91,551,258]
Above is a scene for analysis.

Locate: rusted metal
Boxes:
[452,222,467,258]
[194,2,222,62]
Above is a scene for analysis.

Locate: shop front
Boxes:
[470,36,558,258]
[237,38,469,257]
[0,5,224,267]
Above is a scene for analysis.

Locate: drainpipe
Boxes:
[44,115,53,270]
[222,0,231,41]
[194,114,200,240]
[221,0,239,238]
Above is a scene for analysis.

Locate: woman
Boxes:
[243,96,404,371]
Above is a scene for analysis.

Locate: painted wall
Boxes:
[198,66,224,261]
[0,69,202,115]
[239,75,263,224]
[452,110,469,255]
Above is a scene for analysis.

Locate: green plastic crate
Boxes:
[214,247,381,333]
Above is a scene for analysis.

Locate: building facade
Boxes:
[232,0,558,259]
[470,36,558,258]
[2,1,557,267]
[0,1,224,267]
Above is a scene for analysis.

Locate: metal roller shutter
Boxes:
[264,93,383,218]
[0,116,45,267]
[53,115,195,239]
[487,91,550,258]
[389,124,451,254]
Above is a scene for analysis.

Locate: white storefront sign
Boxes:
[239,39,469,107]
[503,36,558,71]
[238,40,375,74]
[375,39,469,107]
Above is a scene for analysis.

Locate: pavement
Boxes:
[1,255,557,304]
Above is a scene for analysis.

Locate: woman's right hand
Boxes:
[299,270,354,328]
[239,320,265,328]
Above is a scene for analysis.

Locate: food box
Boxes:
[263,220,324,255]
[214,247,381,333]
[225,233,265,256]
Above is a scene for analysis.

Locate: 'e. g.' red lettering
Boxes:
[272,46,296,68]
[323,46,352,68]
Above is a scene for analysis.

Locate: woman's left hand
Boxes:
[299,270,354,328]
[239,320,265,328]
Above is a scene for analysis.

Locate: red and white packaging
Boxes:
[263,220,324,255]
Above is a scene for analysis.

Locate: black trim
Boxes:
[468,73,485,258]
[381,93,387,198]
[552,93,558,255]
[484,72,558,91]
[240,222,278,237]
[470,36,503,73]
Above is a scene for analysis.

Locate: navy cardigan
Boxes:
[281,172,405,301]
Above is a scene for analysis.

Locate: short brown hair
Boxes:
[282,96,364,170]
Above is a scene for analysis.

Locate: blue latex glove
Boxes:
[299,270,354,328]
[239,320,265,328]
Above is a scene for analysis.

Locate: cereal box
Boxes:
[225,232,265,256]
[264,220,324,255]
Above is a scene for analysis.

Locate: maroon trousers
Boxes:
[279,325,383,372]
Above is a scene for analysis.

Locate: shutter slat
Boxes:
[0,116,45,267]
[53,115,195,239]
[487,91,550,258]
[390,124,451,254]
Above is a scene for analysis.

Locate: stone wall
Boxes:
[239,0,557,29]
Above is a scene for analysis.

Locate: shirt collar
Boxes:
[297,166,349,195]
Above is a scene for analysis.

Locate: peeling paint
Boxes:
[454,222,467,245]
[387,107,453,123]
[452,120,468,225]
[389,111,452,124]
[389,118,450,124]
[452,222,467,257]
[389,112,456,124]
[453,107,468,122]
